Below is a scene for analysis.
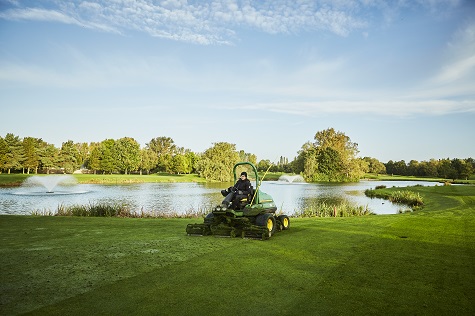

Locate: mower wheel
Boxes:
[256,213,276,236]
[278,215,290,230]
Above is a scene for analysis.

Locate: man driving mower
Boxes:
[220,171,252,209]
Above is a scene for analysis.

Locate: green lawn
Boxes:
[1,186,474,315]
[364,173,475,184]
[0,174,30,186]
[74,173,207,184]
[0,173,206,186]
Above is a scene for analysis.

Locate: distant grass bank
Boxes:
[364,173,475,184]
[1,185,474,315]
[0,173,206,186]
[0,172,280,186]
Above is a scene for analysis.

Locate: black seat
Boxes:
[233,186,254,210]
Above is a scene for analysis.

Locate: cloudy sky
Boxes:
[1,0,474,163]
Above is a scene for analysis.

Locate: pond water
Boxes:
[0,180,440,216]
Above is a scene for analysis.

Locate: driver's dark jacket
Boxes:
[233,179,252,195]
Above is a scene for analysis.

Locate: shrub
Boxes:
[55,202,131,217]
[388,191,424,207]
[295,200,373,218]
[52,203,208,218]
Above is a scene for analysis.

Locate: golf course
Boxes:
[1,184,474,315]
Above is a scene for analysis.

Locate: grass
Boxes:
[74,173,206,184]
[0,172,279,186]
[31,202,208,218]
[0,174,30,187]
[364,173,475,184]
[32,200,370,219]
[295,200,373,217]
[1,186,474,315]
[0,173,206,187]
[365,186,424,210]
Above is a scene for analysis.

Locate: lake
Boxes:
[0,179,441,216]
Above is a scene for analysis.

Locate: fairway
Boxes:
[1,185,474,315]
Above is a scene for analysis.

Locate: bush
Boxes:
[389,191,424,207]
[365,188,424,210]
[295,200,373,217]
[48,203,208,218]
[55,202,131,217]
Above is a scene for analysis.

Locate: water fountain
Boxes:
[278,174,305,183]
[12,175,88,196]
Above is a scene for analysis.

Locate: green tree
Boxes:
[407,160,420,176]
[185,151,199,174]
[22,137,40,174]
[197,142,239,181]
[302,143,318,181]
[438,159,456,179]
[391,160,408,176]
[59,140,80,173]
[87,143,102,174]
[238,150,257,165]
[295,128,363,182]
[172,153,189,174]
[452,158,473,180]
[75,142,90,169]
[4,133,24,174]
[140,148,158,175]
[100,139,117,174]
[363,157,386,174]
[257,159,272,172]
[316,147,342,181]
[0,136,8,173]
[314,128,362,181]
[147,137,176,172]
[419,159,438,177]
[115,137,140,174]
[38,142,59,174]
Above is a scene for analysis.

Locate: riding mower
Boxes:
[186,162,290,240]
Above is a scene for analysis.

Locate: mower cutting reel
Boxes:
[186,162,290,240]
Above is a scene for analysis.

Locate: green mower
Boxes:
[186,162,290,240]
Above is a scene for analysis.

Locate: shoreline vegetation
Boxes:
[30,199,375,218]
[1,184,474,315]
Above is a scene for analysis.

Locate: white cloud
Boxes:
[239,99,475,117]
[0,0,370,44]
[435,54,475,84]
[433,22,475,84]
[1,1,472,118]
[0,7,78,24]
[0,0,464,44]
[0,7,120,33]
[419,21,475,105]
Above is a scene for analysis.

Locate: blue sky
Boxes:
[1,0,474,163]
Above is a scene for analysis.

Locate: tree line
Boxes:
[1,129,473,182]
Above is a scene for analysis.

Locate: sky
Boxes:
[0,0,474,163]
